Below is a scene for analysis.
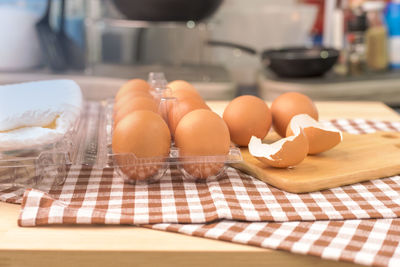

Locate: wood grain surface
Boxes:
[233,132,400,193]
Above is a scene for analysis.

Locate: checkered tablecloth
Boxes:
[2,119,400,267]
[17,167,400,225]
[150,219,400,267]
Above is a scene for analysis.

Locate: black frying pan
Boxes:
[207,41,339,78]
[113,0,223,21]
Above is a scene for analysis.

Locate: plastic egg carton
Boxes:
[0,109,82,193]
[0,72,241,192]
[104,99,243,183]
[0,99,242,192]
[0,101,113,193]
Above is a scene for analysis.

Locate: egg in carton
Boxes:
[109,77,242,183]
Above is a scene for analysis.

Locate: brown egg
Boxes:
[115,79,151,102]
[223,95,272,147]
[112,110,171,180]
[167,80,198,93]
[114,97,159,127]
[175,109,231,179]
[165,87,204,102]
[248,120,309,168]
[113,90,154,115]
[286,114,342,155]
[168,97,210,136]
[163,82,207,132]
[271,92,318,137]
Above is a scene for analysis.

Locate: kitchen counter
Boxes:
[258,71,400,107]
[1,101,399,267]
[0,69,236,101]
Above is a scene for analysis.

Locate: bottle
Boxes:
[363,1,388,71]
[346,9,367,75]
[386,0,400,69]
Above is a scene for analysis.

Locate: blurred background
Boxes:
[0,0,399,109]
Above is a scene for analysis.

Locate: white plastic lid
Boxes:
[362,1,386,11]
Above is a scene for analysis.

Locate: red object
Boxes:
[347,33,356,43]
[301,0,325,35]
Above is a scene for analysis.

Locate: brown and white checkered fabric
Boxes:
[3,119,400,266]
[150,219,400,267]
[0,186,25,204]
[17,168,400,225]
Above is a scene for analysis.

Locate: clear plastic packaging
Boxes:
[0,80,242,191]
[0,107,82,192]
[106,98,242,183]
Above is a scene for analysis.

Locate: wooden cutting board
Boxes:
[231,131,400,193]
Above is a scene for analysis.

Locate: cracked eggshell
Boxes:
[286,114,343,155]
[248,120,309,168]
[271,92,318,137]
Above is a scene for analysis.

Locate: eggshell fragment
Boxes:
[248,120,309,168]
[271,92,318,137]
[286,114,343,155]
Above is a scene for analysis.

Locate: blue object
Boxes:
[386,1,400,36]
[0,0,47,15]
[311,34,323,46]
[386,1,400,69]
[64,17,85,49]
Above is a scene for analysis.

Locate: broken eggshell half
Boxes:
[286,114,343,155]
[248,119,309,168]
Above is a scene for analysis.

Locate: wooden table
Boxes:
[1,101,399,267]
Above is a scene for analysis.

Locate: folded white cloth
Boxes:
[0,79,83,151]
